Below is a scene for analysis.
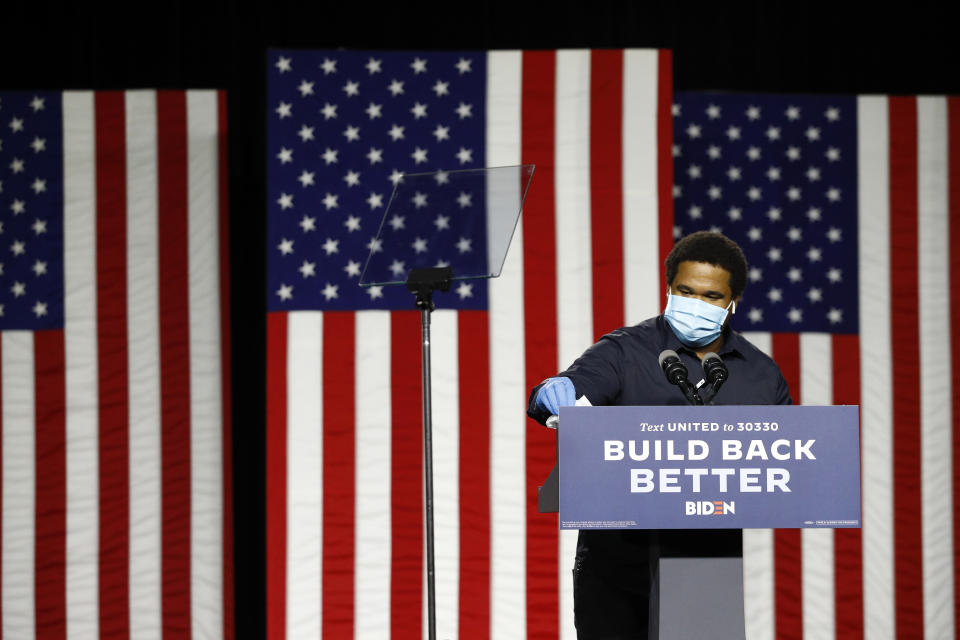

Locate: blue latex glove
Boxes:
[536,377,576,415]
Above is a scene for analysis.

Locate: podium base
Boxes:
[650,557,745,640]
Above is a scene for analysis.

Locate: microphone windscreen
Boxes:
[658,349,679,369]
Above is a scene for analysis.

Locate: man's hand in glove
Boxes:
[535,377,576,415]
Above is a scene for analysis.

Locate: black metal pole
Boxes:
[406,267,450,640]
[420,305,437,640]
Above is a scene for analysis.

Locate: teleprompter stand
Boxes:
[360,166,535,640]
[405,266,451,640]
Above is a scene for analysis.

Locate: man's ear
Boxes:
[732,297,741,314]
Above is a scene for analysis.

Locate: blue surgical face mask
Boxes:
[663,289,735,348]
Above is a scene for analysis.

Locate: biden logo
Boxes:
[685,500,735,516]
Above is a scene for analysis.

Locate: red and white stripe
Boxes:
[1,89,232,639]
[266,48,671,639]
[742,95,959,640]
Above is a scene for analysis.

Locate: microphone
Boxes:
[701,352,728,404]
[658,349,689,385]
[658,350,702,405]
[702,352,728,385]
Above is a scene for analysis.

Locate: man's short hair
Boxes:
[664,231,748,299]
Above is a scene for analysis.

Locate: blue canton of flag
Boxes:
[673,93,858,333]
[360,168,492,295]
[267,50,487,311]
[0,92,64,330]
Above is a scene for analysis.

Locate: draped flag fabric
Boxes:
[0,90,233,638]
[674,93,959,639]
[265,48,672,639]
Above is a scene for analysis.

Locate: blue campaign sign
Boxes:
[558,405,860,530]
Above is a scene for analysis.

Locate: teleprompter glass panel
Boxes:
[359,165,534,287]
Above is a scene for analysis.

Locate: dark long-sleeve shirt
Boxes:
[527,315,792,425]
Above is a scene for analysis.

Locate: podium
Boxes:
[541,404,860,639]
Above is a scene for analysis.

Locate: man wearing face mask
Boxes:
[527,230,792,639]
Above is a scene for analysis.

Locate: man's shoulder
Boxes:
[590,316,665,358]
[600,316,662,343]
[560,316,665,397]
[728,331,782,370]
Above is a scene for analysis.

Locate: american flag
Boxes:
[265,48,673,639]
[675,93,960,639]
[0,90,232,638]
